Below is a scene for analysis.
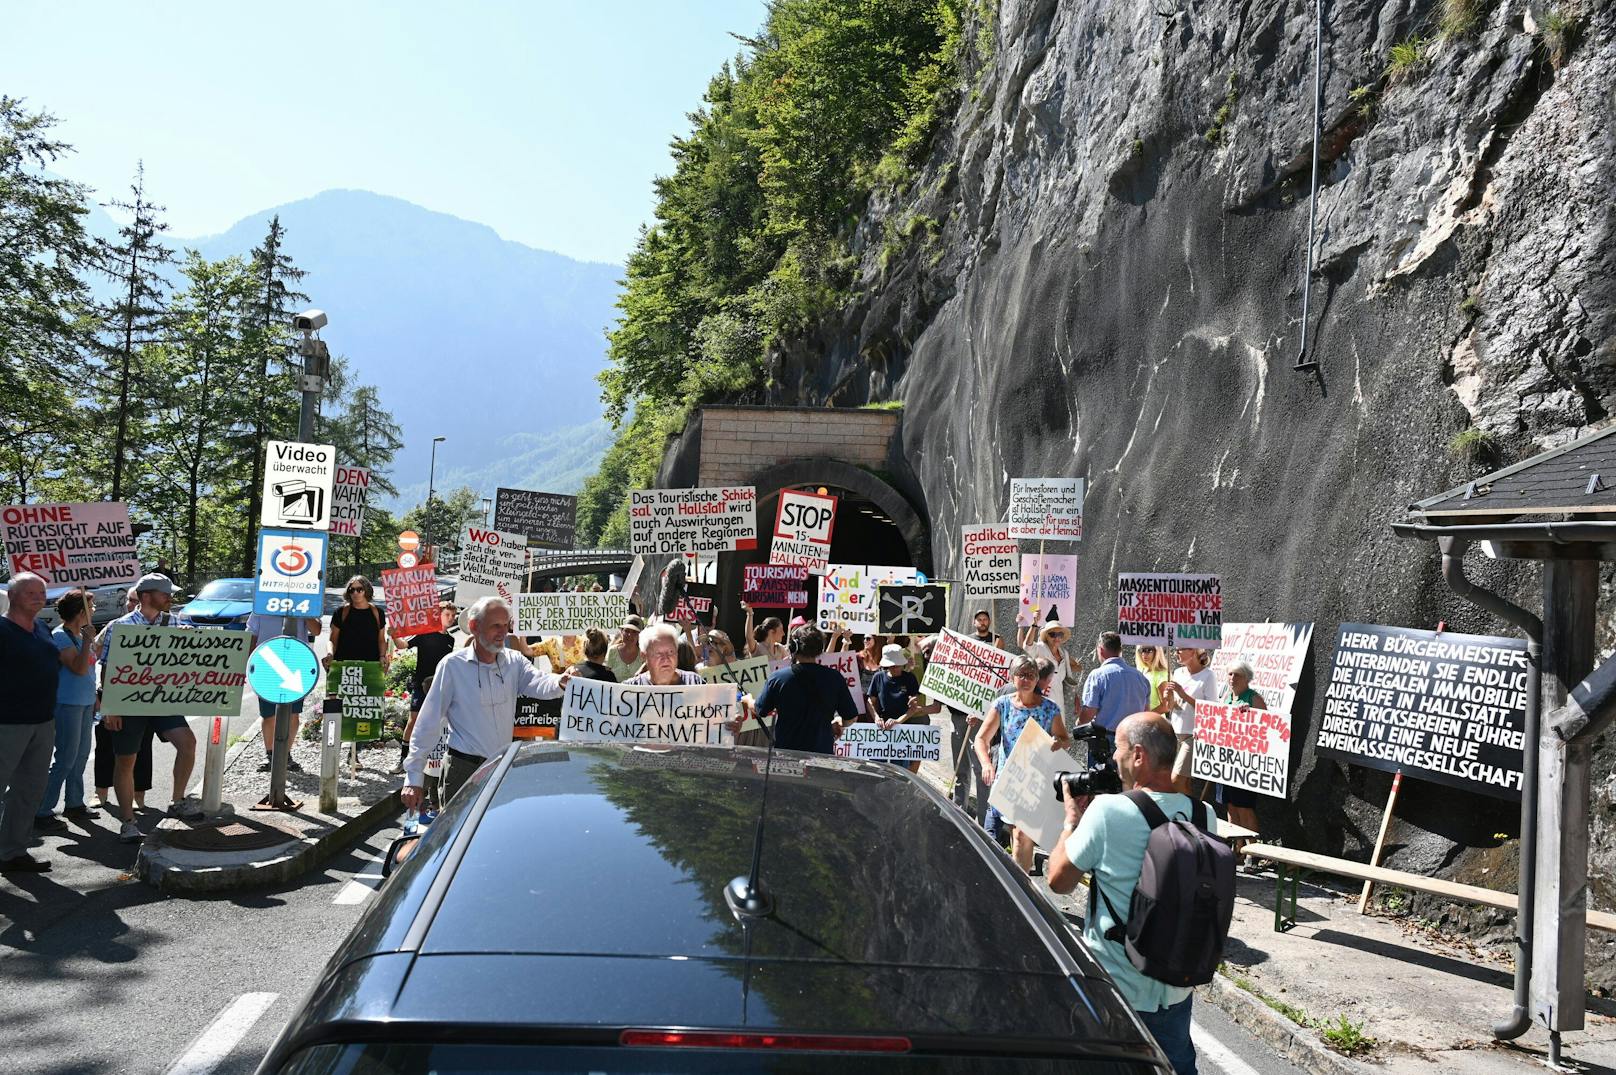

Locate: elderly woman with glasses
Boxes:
[328,575,391,671]
[1019,620,1078,722]
[1215,660,1266,845]
[624,622,705,686]
[976,654,1072,873]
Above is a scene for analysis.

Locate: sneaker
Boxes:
[286,758,305,773]
[64,804,100,820]
[167,800,205,822]
[258,760,272,772]
[0,854,51,873]
[33,814,67,831]
[119,820,144,843]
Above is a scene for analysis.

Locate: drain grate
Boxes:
[162,817,300,852]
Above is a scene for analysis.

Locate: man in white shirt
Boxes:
[401,596,565,806]
[1158,647,1217,794]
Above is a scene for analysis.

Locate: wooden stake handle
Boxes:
[1359,770,1404,913]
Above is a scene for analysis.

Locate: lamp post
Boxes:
[425,435,446,556]
[481,496,492,526]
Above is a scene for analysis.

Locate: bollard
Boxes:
[320,708,340,814]
[201,715,227,815]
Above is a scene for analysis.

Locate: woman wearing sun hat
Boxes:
[865,643,940,773]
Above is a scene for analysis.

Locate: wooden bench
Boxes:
[1241,843,1616,935]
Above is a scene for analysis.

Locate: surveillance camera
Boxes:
[292,309,328,332]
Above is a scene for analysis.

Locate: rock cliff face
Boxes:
[766,1,1616,983]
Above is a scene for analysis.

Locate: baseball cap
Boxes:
[134,573,175,595]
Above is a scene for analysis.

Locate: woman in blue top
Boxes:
[37,589,102,826]
[976,654,1071,873]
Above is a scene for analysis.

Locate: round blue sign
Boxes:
[248,636,321,705]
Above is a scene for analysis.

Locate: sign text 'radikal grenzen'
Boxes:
[329,660,385,742]
[102,626,250,716]
[494,487,578,550]
[835,722,943,762]
[1316,623,1527,800]
[770,489,837,573]
[1,501,139,587]
[456,525,527,606]
[961,523,1020,599]
[1191,701,1292,798]
[743,563,810,607]
[920,629,1015,714]
[1117,573,1222,647]
[1007,477,1084,541]
[330,466,370,538]
[560,678,739,745]
[628,486,757,555]
[380,565,439,637]
[516,592,631,636]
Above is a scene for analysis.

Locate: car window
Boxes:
[197,579,255,601]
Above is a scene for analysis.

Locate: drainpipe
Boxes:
[1437,536,1543,1041]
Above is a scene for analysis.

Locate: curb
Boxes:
[1198,972,1374,1075]
[137,789,401,895]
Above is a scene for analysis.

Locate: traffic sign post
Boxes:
[248,634,321,812]
[253,528,328,617]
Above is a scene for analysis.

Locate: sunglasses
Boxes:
[347,586,364,593]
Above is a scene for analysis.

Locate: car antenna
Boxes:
[724,691,777,920]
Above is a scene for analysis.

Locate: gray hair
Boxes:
[6,571,45,593]
[1118,712,1177,772]
[640,621,683,653]
[465,595,512,627]
[1227,660,1255,680]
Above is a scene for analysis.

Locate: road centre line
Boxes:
[164,991,279,1075]
[1191,1020,1263,1075]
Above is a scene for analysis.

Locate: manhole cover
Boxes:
[162,817,300,852]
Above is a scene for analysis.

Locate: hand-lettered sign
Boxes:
[876,583,948,635]
[494,487,578,550]
[456,525,527,606]
[920,629,1015,715]
[329,660,385,742]
[1210,622,1313,716]
[1,501,139,587]
[628,487,757,555]
[1191,701,1293,798]
[961,524,1019,600]
[559,678,740,745]
[380,565,439,638]
[330,466,370,538]
[743,563,810,608]
[102,625,250,716]
[1007,478,1084,541]
[770,489,838,573]
[835,723,944,762]
[1017,554,1077,628]
[516,592,631,636]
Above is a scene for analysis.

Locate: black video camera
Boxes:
[1053,723,1122,801]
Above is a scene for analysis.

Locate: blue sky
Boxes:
[5,1,766,265]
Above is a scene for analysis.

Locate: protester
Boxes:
[569,628,618,682]
[1021,620,1078,721]
[0,574,61,872]
[742,604,787,662]
[1047,713,1218,1075]
[394,600,458,775]
[866,643,941,773]
[1158,647,1216,794]
[1135,644,1171,710]
[1217,660,1266,844]
[401,596,566,806]
[246,608,321,773]
[750,624,859,753]
[605,615,644,680]
[94,589,152,811]
[926,634,986,826]
[971,608,1005,649]
[35,589,102,828]
[697,629,739,671]
[1076,631,1151,759]
[327,575,389,670]
[977,654,1072,872]
[676,635,699,672]
[854,633,886,697]
[103,574,204,842]
[626,622,705,686]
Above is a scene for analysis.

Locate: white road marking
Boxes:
[165,992,279,1075]
[1192,1020,1263,1075]
[333,877,378,904]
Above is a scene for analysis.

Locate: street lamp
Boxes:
[481,496,492,525]
[425,436,446,555]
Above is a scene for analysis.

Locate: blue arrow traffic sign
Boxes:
[248,636,321,705]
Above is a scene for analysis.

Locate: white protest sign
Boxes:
[770,489,838,573]
[1,501,139,587]
[628,486,757,555]
[456,525,527,605]
[987,720,1068,850]
[817,563,921,632]
[560,678,739,745]
[1008,478,1084,540]
[1211,622,1313,716]
[1118,573,1222,646]
[516,592,631,636]
[330,466,370,538]
[1016,553,1077,628]
[1191,701,1293,798]
[817,650,867,715]
[961,524,1020,600]
[835,722,943,762]
[260,440,337,531]
[700,655,773,695]
[920,629,1015,714]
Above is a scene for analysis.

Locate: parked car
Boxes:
[35,581,131,631]
[255,742,1170,1073]
[172,577,256,629]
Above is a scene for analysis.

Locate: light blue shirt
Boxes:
[52,627,98,706]
[1080,657,1151,731]
[1066,791,1220,1012]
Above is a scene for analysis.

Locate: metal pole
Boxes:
[319,704,339,813]
[426,436,444,554]
[1294,0,1324,371]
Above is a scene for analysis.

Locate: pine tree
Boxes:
[316,359,404,566]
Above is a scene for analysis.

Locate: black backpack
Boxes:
[1090,790,1235,987]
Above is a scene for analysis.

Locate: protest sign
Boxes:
[1008,478,1084,540]
[669,581,717,625]
[743,563,810,608]
[817,650,867,715]
[818,564,921,631]
[920,629,1015,714]
[494,487,578,549]
[835,722,944,762]
[254,528,328,617]
[516,591,631,636]
[1211,622,1314,715]
[770,489,838,572]
[456,525,527,605]
[1117,573,1222,646]
[380,564,439,637]
[1,501,138,587]
[514,695,562,740]
[424,724,450,778]
[330,466,369,538]
[328,660,386,742]
[987,720,1068,850]
[701,655,773,696]
[1316,624,1527,800]
[961,524,1020,599]
[260,440,336,531]
[1017,554,1077,628]
[1191,701,1293,798]
[628,486,757,555]
[877,583,948,635]
[560,678,739,745]
[102,625,249,716]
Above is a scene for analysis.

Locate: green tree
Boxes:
[317,357,404,566]
[401,486,481,559]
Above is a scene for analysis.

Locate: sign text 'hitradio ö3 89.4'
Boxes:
[260,440,337,531]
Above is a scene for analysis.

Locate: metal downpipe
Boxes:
[1438,537,1542,1041]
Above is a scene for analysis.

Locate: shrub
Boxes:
[1385,37,1430,83]
[1448,427,1496,465]
[1439,0,1487,39]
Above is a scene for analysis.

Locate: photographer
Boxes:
[1047,712,1219,1075]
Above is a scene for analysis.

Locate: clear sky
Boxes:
[5,1,766,265]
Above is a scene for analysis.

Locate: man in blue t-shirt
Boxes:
[751,625,860,754]
[0,573,61,873]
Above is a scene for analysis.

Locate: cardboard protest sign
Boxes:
[1316,624,1527,800]
[328,660,386,742]
[380,565,440,637]
[1,501,138,587]
[817,650,867,715]
[102,625,250,716]
[961,524,1020,599]
[770,489,838,573]
[743,563,810,608]
[669,581,717,625]
[456,525,527,605]
[1008,478,1084,540]
[987,720,1068,850]
[1211,622,1314,715]
[628,486,757,555]
[516,591,631,636]
[424,723,450,777]
[700,655,773,695]
[513,695,561,740]
[877,583,948,635]
[1117,573,1222,646]
[835,722,944,762]
[260,440,337,531]
[920,629,1015,714]
[1017,554,1077,628]
[560,678,739,745]
[494,487,578,549]
[1192,701,1292,797]
[330,466,369,538]
[818,564,921,631]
